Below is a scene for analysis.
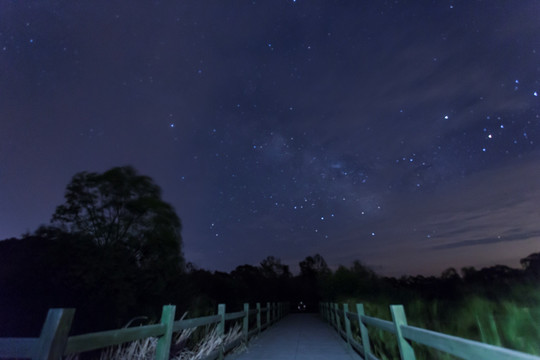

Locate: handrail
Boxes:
[224,310,247,321]
[400,325,540,360]
[173,314,222,331]
[360,315,396,334]
[65,323,166,353]
[320,302,540,360]
[0,302,289,360]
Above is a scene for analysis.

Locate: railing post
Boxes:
[334,303,342,333]
[266,302,271,326]
[272,302,277,323]
[256,303,261,334]
[357,303,372,360]
[34,308,75,360]
[243,303,249,342]
[218,304,226,360]
[155,305,176,360]
[343,304,352,351]
[329,303,335,328]
[323,302,329,322]
[326,303,331,323]
[390,305,416,360]
[325,302,330,322]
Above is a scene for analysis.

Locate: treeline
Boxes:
[1,226,538,339]
[322,254,540,304]
[0,231,328,337]
[1,165,538,346]
[0,229,185,337]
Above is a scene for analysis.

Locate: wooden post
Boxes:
[343,304,352,351]
[256,303,261,334]
[266,302,271,326]
[243,303,249,342]
[329,303,335,328]
[334,303,342,333]
[155,305,175,360]
[218,304,226,360]
[325,302,330,322]
[324,302,329,322]
[357,303,372,360]
[390,305,416,360]
[34,308,75,360]
[326,303,331,323]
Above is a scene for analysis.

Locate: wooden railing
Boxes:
[320,302,540,360]
[0,302,288,360]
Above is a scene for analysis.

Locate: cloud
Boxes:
[317,152,540,275]
[432,230,540,250]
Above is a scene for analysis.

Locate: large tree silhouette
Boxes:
[52,166,184,269]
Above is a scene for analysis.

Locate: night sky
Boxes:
[1,1,540,276]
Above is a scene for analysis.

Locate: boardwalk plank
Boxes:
[228,314,359,360]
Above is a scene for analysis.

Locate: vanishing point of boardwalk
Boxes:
[229,313,359,360]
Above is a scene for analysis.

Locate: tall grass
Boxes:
[342,285,540,359]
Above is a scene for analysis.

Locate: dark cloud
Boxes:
[432,230,540,250]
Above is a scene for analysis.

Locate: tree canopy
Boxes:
[299,253,330,277]
[52,166,184,268]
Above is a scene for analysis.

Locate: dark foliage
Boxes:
[0,230,191,336]
[1,165,538,337]
[52,166,184,270]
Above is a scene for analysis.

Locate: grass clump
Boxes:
[66,321,244,360]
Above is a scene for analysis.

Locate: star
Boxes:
[2,0,539,279]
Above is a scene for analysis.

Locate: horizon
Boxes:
[0,232,536,279]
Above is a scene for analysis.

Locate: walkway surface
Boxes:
[229,313,359,360]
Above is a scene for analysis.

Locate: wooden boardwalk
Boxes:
[228,313,359,360]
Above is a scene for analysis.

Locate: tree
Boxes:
[461,266,478,282]
[520,252,540,277]
[296,254,331,310]
[51,166,184,269]
[260,256,291,279]
[258,256,292,301]
[441,267,460,280]
[299,254,330,277]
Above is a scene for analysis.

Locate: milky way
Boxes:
[1,1,539,276]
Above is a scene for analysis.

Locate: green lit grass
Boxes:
[342,284,540,359]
